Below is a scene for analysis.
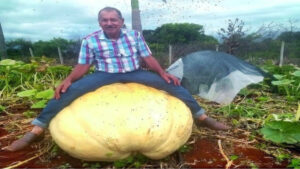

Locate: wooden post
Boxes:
[279,41,285,67]
[168,44,172,65]
[29,48,34,58]
[216,44,219,52]
[57,47,64,64]
[131,0,142,32]
[0,23,7,59]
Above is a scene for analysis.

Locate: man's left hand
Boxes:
[160,72,180,86]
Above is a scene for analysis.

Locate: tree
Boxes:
[150,23,206,44]
[277,31,300,43]
[218,18,245,54]
[277,31,300,59]
[143,23,217,65]
[142,30,155,42]
[0,23,7,59]
[33,38,78,59]
[6,39,32,59]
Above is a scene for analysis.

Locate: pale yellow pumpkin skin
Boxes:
[49,83,193,161]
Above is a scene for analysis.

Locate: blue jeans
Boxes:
[32,70,205,128]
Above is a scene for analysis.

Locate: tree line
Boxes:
[143,21,300,66]
[1,20,300,66]
[4,38,81,64]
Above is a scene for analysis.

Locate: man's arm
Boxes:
[54,64,91,99]
[142,56,180,86]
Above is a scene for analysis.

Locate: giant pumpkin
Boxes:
[49,83,193,161]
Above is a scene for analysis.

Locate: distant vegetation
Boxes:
[0,19,299,168]
[4,38,81,65]
[1,20,300,67]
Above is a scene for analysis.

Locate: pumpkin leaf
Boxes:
[271,79,294,86]
[23,111,36,118]
[288,158,300,168]
[35,89,54,100]
[0,59,16,66]
[0,105,5,113]
[230,155,239,161]
[17,89,37,98]
[260,121,300,144]
[55,80,62,88]
[273,74,285,79]
[292,70,300,77]
[296,104,300,121]
[31,100,48,109]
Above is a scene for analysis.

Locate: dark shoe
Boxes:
[196,117,230,131]
[2,132,44,152]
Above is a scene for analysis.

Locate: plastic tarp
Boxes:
[167,50,265,105]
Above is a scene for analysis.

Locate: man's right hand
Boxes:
[53,64,91,100]
[54,79,72,99]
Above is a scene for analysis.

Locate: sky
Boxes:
[0,0,300,41]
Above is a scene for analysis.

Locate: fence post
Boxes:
[279,41,285,67]
[57,47,64,64]
[29,48,34,58]
[168,44,172,66]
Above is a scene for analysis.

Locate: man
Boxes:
[3,7,229,152]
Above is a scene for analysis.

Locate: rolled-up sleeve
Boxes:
[136,32,152,58]
[78,38,94,64]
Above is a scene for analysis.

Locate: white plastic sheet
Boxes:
[167,50,265,105]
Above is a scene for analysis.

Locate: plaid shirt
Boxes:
[78,29,152,73]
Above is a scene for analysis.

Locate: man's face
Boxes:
[99,10,124,38]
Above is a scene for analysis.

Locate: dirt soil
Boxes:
[0,103,295,168]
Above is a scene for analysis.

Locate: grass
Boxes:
[0,58,299,168]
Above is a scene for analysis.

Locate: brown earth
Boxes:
[0,103,294,168]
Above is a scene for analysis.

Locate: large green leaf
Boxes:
[17,64,36,73]
[35,89,54,100]
[31,100,48,109]
[296,104,300,121]
[260,121,300,144]
[273,74,285,80]
[292,70,300,77]
[17,89,37,97]
[0,105,5,112]
[0,59,16,66]
[271,79,294,86]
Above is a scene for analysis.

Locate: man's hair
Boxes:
[98,7,123,21]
